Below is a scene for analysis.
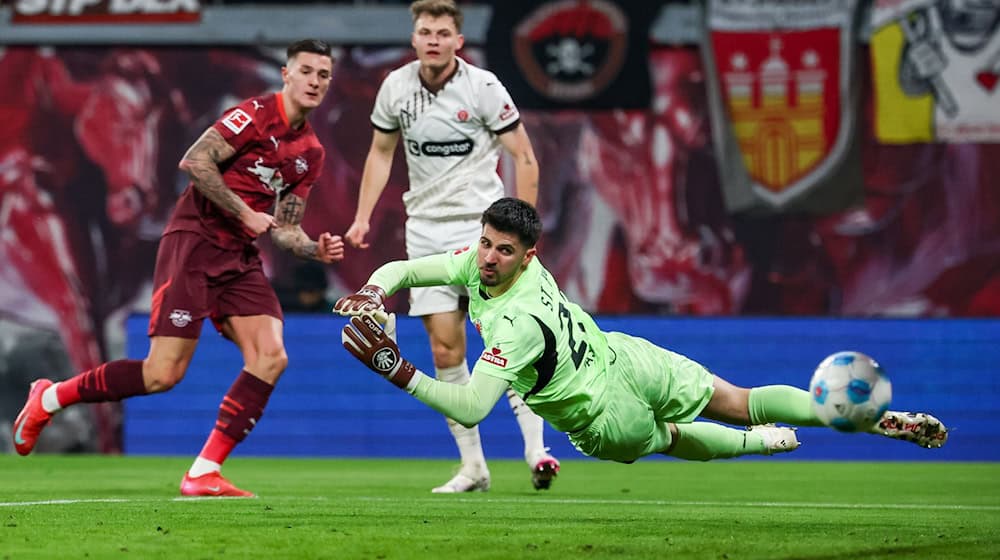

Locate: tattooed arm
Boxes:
[178,127,275,235]
[272,191,344,263]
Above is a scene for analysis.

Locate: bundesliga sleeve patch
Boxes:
[499,103,517,122]
[479,347,508,368]
[222,108,252,134]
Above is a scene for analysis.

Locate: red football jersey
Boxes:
[164,92,325,249]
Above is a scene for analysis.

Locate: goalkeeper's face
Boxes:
[477,224,536,292]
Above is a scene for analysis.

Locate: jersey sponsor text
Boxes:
[480,349,509,368]
[420,140,474,157]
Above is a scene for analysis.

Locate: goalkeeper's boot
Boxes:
[180,471,255,498]
[12,379,54,456]
[431,466,491,493]
[748,424,800,455]
[527,448,560,490]
[872,411,948,448]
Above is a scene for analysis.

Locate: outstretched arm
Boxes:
[178,127,274,236]
[333,253,459,316]
[341,315,509,427]
[345,128,400,248]
[498,123,539,207]
[270,192,344,263]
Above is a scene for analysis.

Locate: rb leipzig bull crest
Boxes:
[708,0,857,207]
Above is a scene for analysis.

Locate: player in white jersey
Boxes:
[344,0,557,493]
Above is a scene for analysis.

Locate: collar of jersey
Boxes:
[419,57,463,95]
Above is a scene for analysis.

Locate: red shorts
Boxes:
[148,231,283,339]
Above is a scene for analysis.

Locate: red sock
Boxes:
[56,359,147,407]
[198,370,274,464]
[198,430,237,465]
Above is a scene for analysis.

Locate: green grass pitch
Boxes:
[1,456,997,559]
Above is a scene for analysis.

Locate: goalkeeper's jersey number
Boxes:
[524,301,590,399]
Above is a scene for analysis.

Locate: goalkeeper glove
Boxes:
[342,314,414,389]
[334,284,386,317]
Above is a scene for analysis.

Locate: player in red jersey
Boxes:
[11,39,343,497]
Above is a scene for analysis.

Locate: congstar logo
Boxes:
[411,140,474,157]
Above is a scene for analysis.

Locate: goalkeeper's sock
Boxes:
[506,388,546,465]
[50,359,147,410]
[748,385,826,427]
[437,362,487,472]
[669,422,769,460]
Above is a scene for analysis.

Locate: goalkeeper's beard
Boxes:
[479,265,499,286]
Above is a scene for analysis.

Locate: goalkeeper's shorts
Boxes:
[568,332,715,463]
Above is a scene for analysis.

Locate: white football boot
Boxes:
[871,411,948,448]
[431,466,491,493]
[747,424,801,455]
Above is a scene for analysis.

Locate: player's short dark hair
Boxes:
[287,39,333,62]
[410,0,463,32]
[482,198,541,248]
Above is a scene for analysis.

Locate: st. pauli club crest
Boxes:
[513,0,628,102]
[487,0,654,109]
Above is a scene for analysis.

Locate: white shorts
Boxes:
[405,216,481,317]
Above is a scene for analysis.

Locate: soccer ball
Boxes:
[809,351,892,432]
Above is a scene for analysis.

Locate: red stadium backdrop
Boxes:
[1,44,998,452]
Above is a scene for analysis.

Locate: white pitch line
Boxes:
[0,496,327,507]
[0,498,132,507]
[358,496,1000,512]
[2,496,999,512]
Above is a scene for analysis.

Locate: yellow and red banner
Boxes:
[704,0,862,212]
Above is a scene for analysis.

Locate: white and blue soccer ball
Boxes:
[809,351,892,432]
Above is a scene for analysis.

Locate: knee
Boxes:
[430,343,464,369]
[250,346,288,381]
[142,358,187,393]
[703,383,752,425]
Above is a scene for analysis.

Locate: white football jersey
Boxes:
[371,57,521,219]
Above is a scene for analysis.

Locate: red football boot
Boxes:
[12,379,54,456]
[180,471,255,498]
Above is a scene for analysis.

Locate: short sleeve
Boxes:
[370,73,399,132]
[212,98,263,153]
[478,74,520,133]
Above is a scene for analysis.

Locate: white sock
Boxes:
[41,383,63,414]
[436,362,487,473]
[188,457,222,478]
[506,388,546,465]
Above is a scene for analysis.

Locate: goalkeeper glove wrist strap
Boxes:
[386,359,418,390]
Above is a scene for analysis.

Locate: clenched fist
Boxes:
[315,232,345,263]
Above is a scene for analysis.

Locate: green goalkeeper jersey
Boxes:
[369,247,612,433]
